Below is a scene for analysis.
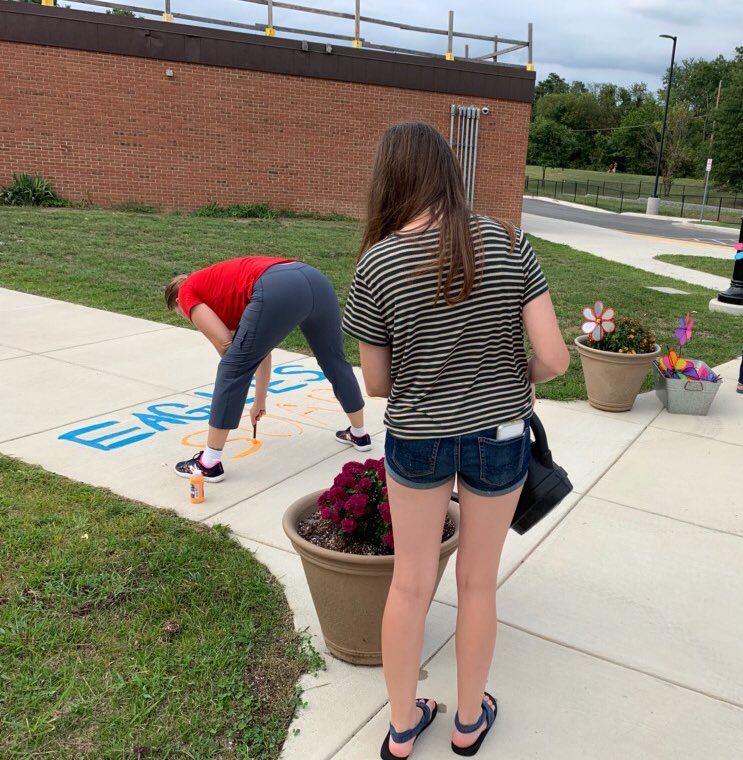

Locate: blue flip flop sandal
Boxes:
[380,698,438,760]
[451,692,497,756]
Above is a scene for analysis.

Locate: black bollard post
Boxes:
[716,217,743,306]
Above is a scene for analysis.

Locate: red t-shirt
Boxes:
[178,256,297,330]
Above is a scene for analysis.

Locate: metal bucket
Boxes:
[653,367,722,416]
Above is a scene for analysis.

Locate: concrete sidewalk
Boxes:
[2,287,741,759]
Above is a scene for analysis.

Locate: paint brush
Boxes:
[253,421,258,441]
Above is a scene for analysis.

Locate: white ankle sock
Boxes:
[200,446,223,467]
[350,426,367,437]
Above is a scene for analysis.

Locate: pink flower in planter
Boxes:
[319,505,339,524]
[379,500,392,524]
[346,493,370,518]
[581,301,616,342]
[317,489,332,507]
[343,461,366,477]
[329,485,349,505]
[317,457,395,551]
[356,477,373,493]
[340,517,357,535]
[333,472,355,490]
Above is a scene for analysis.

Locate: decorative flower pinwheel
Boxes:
[675,312,694,346]
[735,243,743,261]
[581,301,616,341]
[658,349,691,379]
[682,361,718,383]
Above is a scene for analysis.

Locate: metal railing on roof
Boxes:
[32,0,533,67]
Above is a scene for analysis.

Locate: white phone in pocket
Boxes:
[496,419,526,441]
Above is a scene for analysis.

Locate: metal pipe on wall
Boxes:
[456,106,463,163]
[470,109,480,205]
[449,104,456,146]
[459,107,467,188]
[463,107,473,203]
[467,108,476,205]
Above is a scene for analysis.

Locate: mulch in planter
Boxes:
[297,512,456,557]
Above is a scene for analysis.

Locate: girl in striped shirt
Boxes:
[344,122,569,759]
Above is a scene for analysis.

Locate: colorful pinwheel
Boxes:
[675,312,694,346]
[582,301,616,341]
[682,361,718,383]
[735,243,743,261]
[659,349,691,379]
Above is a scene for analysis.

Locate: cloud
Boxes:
[626,0,734,26]
[626,0,698,24]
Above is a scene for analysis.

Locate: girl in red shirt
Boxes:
[165,256,370,481]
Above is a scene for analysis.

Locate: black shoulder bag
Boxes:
[451,413,573,535]
[510,413,573,534]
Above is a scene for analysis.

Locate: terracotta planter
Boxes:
[283,491,459,666]
[575,335,661,412]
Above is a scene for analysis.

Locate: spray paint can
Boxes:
[189,472,205,504]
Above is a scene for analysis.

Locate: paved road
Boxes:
[523,198,738,247]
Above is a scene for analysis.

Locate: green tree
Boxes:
[527,119,576,181]
[712,50,743,188]
[599,99,662,174]
[534,73,569,100]
[666,56,734,117]
[641,103,698,193]
[107,8,136,17]
[534,92,613,167]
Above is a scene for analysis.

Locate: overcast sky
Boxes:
[66,0,742,90]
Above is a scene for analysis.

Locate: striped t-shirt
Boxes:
[342,215,549,439]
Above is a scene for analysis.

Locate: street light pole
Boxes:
[647,34,677,215]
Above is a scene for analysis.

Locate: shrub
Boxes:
[587,316,656,354]
[0,174,68,207]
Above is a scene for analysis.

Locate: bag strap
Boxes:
[529,413,554,468]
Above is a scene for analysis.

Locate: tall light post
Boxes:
[647,34,677,215]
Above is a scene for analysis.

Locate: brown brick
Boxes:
[0,41,529,224]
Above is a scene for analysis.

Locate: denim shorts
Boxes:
[384,420,531,497]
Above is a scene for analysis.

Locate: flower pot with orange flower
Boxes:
[575,302,661,412]
[282,458,459,665]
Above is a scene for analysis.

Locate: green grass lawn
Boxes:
[656,254,736,279]
[526,165,707,192]
[0,456,322,760]
[1,207,740,400]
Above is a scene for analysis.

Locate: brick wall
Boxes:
[0,40,531,222]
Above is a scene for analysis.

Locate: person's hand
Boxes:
[250,402,266,426]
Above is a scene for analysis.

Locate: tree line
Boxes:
[528,48,743,192]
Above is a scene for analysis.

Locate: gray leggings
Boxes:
[209,262,364,430]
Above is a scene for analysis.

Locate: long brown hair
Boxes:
[360,121,515,305]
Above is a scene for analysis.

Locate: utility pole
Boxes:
[699,79,722,221]
[647,34,677,215]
